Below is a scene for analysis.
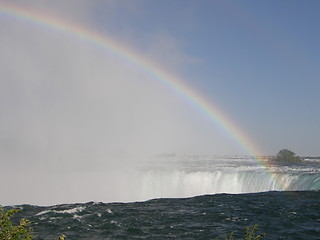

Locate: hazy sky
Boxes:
[1,0,320,205]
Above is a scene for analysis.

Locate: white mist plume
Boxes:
[0,20,191,166]
[0,1,244,205]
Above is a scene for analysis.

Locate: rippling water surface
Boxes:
[9,191,320,239]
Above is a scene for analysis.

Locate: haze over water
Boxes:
[1,1,320,208]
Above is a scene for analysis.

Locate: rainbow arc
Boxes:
[0,2,287,190]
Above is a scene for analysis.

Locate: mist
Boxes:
[0,1,245,205]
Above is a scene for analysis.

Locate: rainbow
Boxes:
[0,3,286,190]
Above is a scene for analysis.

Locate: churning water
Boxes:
[6,156,320,239]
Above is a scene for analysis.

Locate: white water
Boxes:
[130,156,320,201]
[3,156,319,206]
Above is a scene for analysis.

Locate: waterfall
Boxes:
[129,157,320,201]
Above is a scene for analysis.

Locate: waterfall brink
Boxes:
[6,156,318,205]
[130,156,320,201]
[135,170,320,200]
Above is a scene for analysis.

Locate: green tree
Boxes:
[0,206,33,240]
[213,225,266,240]
[274,149,301,163]
[243,225,266,240]
[0,206,66,240]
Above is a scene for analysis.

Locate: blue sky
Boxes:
[156,0,320,155]
[89,0,320,155]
